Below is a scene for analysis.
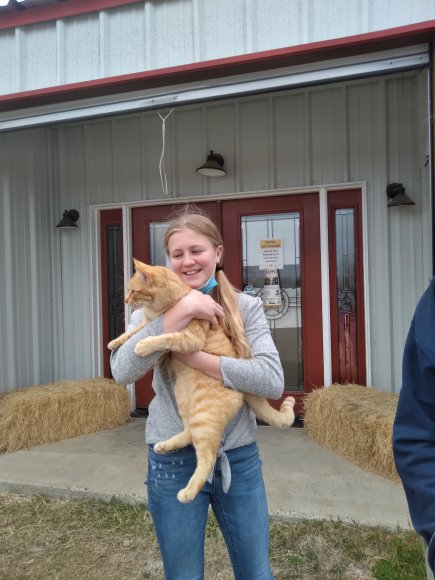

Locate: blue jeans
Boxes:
[146,442,274,580]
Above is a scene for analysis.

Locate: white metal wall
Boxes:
[1,0,435,95]
[0,68,431,395]
[0,128,58,392]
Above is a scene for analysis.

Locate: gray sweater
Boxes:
[110,293,284,452]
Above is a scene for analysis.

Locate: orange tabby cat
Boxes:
[108,259,295,503]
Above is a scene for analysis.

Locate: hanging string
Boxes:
[157,108,174,196]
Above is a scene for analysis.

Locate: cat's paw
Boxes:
[177,488,196,504]
[107,339,121,351]
[154,441,168,454]
[134,339,154,357]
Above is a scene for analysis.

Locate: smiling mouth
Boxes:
[183,270,201,275]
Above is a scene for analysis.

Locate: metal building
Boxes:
[1,0,434,413]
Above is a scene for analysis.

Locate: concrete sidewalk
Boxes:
[0,418,411,529]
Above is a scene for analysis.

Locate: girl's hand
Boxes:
[183,291,224,326]
[164,290,224,332]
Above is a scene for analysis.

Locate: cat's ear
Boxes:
[133,258,151,283]
[133,258,146,271]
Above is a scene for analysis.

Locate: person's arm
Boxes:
[176,296,284,399]
[393,278,435,574]
[110,291,224,385]
[220,296,284,399]
[174,351,223,380]
[110,316,164,384]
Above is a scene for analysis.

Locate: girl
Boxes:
[110,208,284,580]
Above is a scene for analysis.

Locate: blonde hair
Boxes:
[164,206,251,358]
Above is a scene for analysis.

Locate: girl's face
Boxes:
[167,228,223,290]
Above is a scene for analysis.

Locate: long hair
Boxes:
[164,206,251,358]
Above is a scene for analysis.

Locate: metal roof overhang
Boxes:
[0,20,434,132]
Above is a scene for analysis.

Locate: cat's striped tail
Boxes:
[244,394,296,429]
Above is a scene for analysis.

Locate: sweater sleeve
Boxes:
[110,315,165,385]
[392,277,435,574]
[220,295,284,399]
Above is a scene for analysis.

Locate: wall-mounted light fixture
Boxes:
[386,183,415,207]
[56,209,80,229]
[196,150,227,177]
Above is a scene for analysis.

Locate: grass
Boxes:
[0,492,425,579]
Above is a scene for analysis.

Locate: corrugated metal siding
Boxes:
[1,0,435,95]
[0,128,57,393]
[64,13,101,84]
[347,79,391,390]
[19,22,58,90]
[102,4,146,77]
[0,69,431,394]
[0,29,16,94]
[386,71,431,392]
[56,124,95,380]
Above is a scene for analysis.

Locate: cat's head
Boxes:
[126,259,190,317]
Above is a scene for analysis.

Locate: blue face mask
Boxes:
[198,273,218,295]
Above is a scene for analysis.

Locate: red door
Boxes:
[222,194,323,415]
[328,189,366,385]
[129,196,323,414]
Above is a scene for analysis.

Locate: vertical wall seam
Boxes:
[192,0,201,62]
[99,10,107,78]
[28,146,40,385]
[2,154,16,389]
[14,27,22,92]
[56,19,65,85]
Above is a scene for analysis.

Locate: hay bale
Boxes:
[0,378,130,453]
[304,384,399,481]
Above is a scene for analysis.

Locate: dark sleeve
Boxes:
[392,277,435,573]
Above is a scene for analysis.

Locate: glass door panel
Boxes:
[241,213,303,391]
[107,224,125,341]
[335,209,358,383]
[100,209,123,379]
[149,221,171,267]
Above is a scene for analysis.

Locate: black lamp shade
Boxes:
[56,209,80,229]
[386,183,415,207]
[196,150,227,177]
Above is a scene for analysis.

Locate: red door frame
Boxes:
[222,194,324,416]
[328,189,366,385]
[100,208,123,378]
